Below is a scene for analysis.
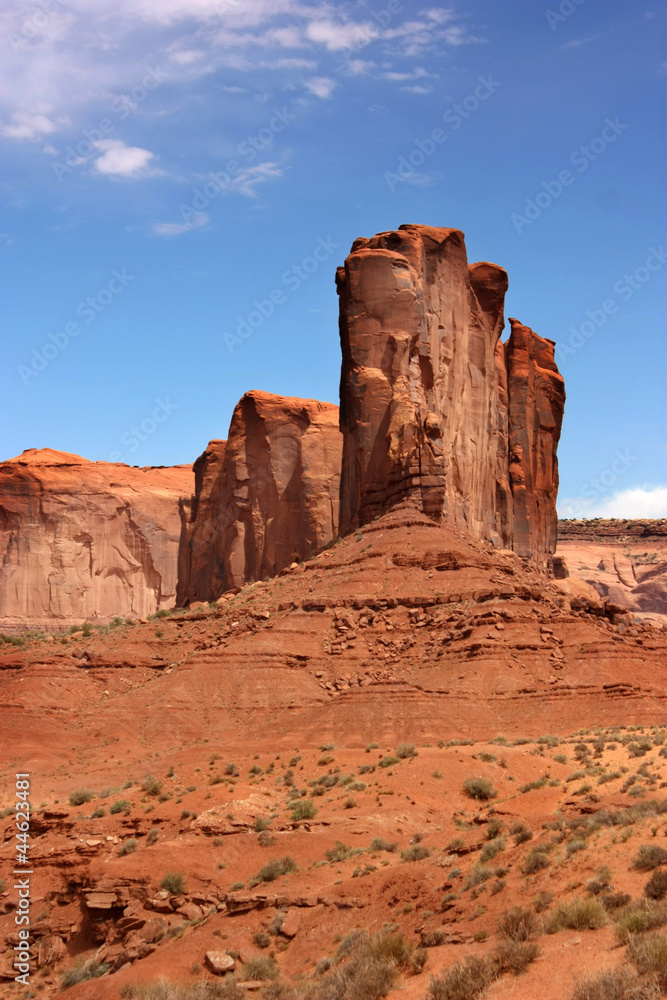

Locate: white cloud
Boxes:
[92,139,158,177]
[559,486,667,520]
[1,110,68,141]
[305,76,336,99]
[227,161,284,197]
[152,210,209,236]
[402,84,433,94]
[305,19,377,51]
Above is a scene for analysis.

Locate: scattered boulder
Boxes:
[205,951,236,975]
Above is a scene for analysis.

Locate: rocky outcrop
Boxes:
[337,224,565,559]
[556,519,667,620]
[178,391,341,602]
[176,440,227,606]
[0,449,192,631]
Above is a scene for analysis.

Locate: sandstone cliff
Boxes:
[337,225,565,559]
[178,391,342,602]
[0,449,192,631]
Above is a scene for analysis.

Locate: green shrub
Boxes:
[118,838,137,856]
[633,844,667,870]
[160,872,186,895]
[290,800,317,821]
[627,931,667,984]
[239,956,278,981]
[480,838,505,862]
[61,960,109,989]
[379,755,400,768]
[251,855,298,884]
[69,789,94,806]
[110,799,130,814]
[511,822,533,846]
[570,967,661,1000]
[325,841,354,862]
[645,870,667,901]
[142,774,162,797]
[497,906,540,942]
[493,941,540,976]
[547,897,607,933]
[370,837,398,853]
[427,955,498,1000]
[395,743,417,759]
[616,900,667,942]
[401,845,431,862]
[463,777,497,801]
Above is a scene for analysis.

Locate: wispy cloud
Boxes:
[152,210,209,236]
[227,161,285,197]
[0,110,69,141]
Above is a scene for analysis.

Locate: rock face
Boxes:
[337,225,565,560]
[177,391,342,603]
[0,449,192,631]
[556,519,667,621]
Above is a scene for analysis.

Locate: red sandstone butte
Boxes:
[178,391,342,602]
[336,224,565,560]
[0,449,192,631]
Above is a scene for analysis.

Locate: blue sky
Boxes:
[0,0,665,517]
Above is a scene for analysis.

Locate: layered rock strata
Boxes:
[0,449,192,630]
[336,224,565,560]
[178,391,342,602]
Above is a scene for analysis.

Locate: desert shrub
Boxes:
[566,838,588,857]
[427,955,498,1000]
[370,837,397,853]
[316,930,418,1000]
[511,822,533,846]
[118,838,137,856]
[497,906,540,942]
[61,960,109,988]
[480,838,505,863]
[396,743,417,759]
[492,941,540,975]
[519,778,547,794]
[570,967,662,1000]
[69,789,94,806]
[420,929,449,947]
[142,774,162,797]
[401,845,430,862]
[146,828,159,846]
[645,870,667,901]
[290,800,317,821]
[522,846,551,875]
[627,931,667,985]
[379,755,400,768]
[602,892,632,912]
[110,799,131,814]
[547,897,607,932]
[254,816,272,832]
[463,777,497,801]
[616,900,667,942]
[160,872,186,895]
[633,845,667,870]
[258,830,275,847]
[486,818,503,839]
[249,765,263,777]
[253,931,271,949]
[325,841,355,863]
[240,956,278,981]
[251,855,298,884]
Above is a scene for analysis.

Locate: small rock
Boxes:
[280,909,301,938]
[205,951,236,975]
